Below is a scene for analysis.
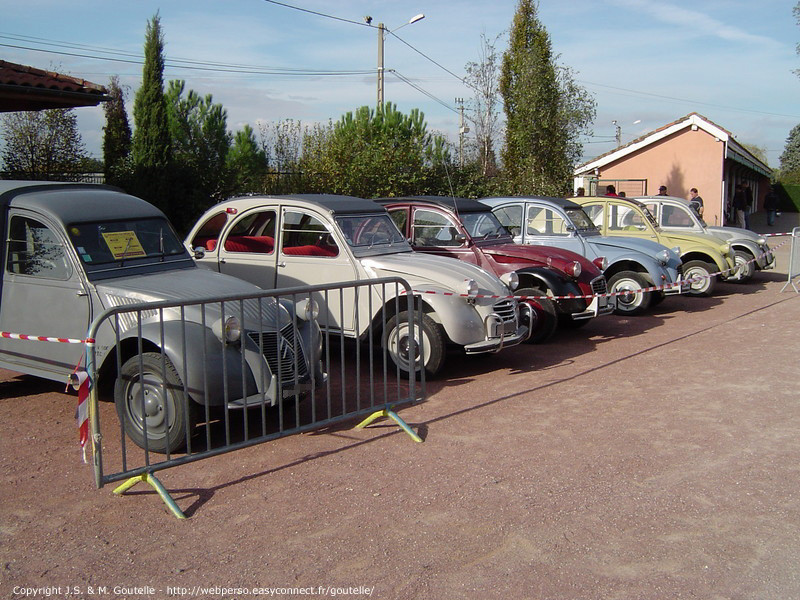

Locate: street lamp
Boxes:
[375,13,425,107]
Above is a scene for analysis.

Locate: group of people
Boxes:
[576,182,781,230]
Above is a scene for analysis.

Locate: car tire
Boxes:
[608,271,653,315]
[733,250,756,283]
[384,311,446,378]
[682,260,717,296]
[114,352,193,454]
[515,288,558,344]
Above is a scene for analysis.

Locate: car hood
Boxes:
[359,252,509,296]
[706,226,765,244]
[660,230,728,253]
[589,235,671,255]
[95,268,289,326]
[481,242,602,279]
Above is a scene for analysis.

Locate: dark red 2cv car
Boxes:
[376,196,615,343]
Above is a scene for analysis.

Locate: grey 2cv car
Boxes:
[0,182,323,453]
[638,195,775,283]
[186,194,529,377]
[481,196,687,314]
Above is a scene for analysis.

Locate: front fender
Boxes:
[515,266,581,296]
[114,320,258,406]
[606,252,673,284]
[418,294,489,347]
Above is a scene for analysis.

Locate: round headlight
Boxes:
[568,261,582,278]
[720,242,731,255]
[757,236,766,245]
[464,278,479,298]
[656,249,670,265]
[296,298,320,321]
[215,315,241,344]
[501,271,519,291]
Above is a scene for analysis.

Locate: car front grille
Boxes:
[590,276,608,296]
[247,323,309,382]
[492,299,518,325]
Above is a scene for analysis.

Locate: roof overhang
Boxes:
[0,60,109,112]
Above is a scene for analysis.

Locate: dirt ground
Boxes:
[2,213,800,600]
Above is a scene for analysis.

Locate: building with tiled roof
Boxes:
[574,113,772,227]
[0,60,109,112]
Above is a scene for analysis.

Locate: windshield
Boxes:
[67,217,186,265]
[564,207,598,232]
[459,211,512,240]
[335,214,407,248]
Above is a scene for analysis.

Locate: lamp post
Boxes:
[375,13,425,107]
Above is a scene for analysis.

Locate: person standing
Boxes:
[732,183,747,229]
[605,184,618,197]
[764,185,779,227]
[688,188,704,218]
[742,182,753,229]
[657,185,668,196]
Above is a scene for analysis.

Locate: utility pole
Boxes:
[377,22,385,108]
[455,98,469,168]
[613,120,621,147]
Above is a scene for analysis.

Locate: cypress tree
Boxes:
[102,75,132,186]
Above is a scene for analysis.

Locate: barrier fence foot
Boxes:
[356,408,423,443]
[113,473,187,520]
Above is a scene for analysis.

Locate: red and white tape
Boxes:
[0,331,92,344]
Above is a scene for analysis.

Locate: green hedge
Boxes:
[775,183,800,212]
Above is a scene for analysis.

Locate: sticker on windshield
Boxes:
[102,231,146,259]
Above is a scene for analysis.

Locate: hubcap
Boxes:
[126,373,172,435]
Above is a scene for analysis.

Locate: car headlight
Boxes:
[592,256,608,271]
[464,278,479,298]
[295,298,320,321]
[568,261,582,278]
[671,246,681,256]
[720,242,731,255]
[214,315,241,344]
[501,271,519,291]
[757,236,766,245]
[656,249,670,265]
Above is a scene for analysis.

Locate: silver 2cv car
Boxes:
[637,195,775,282]
[481,196,687,314]
[186,194,529,377]
[0,182,323,453]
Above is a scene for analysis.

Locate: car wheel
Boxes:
[114,352,192,454]
[733,250,756,282]
[608,271,653,315]
[384,311,446,378]
[682,260,717,296]
[515,288,558,344]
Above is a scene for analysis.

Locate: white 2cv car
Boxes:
[186,194,530,377]
[0,181,324,453]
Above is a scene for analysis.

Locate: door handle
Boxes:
[278,261,286,268]
[76,290,88,297]
[219,258,226,264]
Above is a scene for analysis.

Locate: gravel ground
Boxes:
[2,213,800,600]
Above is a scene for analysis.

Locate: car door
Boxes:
[274,208,359,334]
[604,201,660,242]
[490,203,525,244]
[407,207,479,268]
[0,212,90,379]
[216,207,280,290]
[521,202,586,256]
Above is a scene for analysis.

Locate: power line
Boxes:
[260,0,369,28]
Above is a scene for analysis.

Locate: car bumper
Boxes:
[758,246,776,270]
[464,305,530,354]
[571,293,616,320]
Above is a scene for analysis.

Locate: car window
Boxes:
[609,203,646,231]
[223,210,276,254]
[459,211,509,239]
[491,205,522,237]
[388,209,408,234]
[582,203,605,228]
[412,209,462,247]
[527,206,568,236]
[660,205,694,228]
[190,211,227,251]
[281,211,339,257]
[7,216,71,280]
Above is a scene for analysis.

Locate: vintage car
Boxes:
[374,196,613,341]
[480,196,687,315]
[574,196,737,296]
[185,194,529,377]
[637,195,775,282]
[0,181,323,453]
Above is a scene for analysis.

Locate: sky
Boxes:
[2,0,799,169]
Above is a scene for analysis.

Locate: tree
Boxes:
[299,103,451,197]
[779,123,800,183]
[227,124,268,193]
[464,32,504,177]
[1,109,87,178]
[130,13,172,219]
[499,0,595,196]
[102,75,132,186]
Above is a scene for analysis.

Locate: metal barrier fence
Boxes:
[83,277,425,517]
[781,227,800,293]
